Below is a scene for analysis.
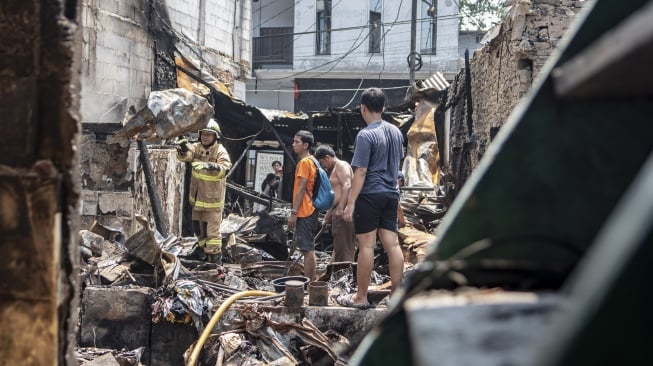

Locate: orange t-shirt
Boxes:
[293,157,317,217]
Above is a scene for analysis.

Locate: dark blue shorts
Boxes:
[353,192,399,234]
[295,210,318,251]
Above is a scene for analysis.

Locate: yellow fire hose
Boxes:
[187,290,276,366]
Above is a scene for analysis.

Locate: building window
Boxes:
[316,0,332,55]
[253,27,294,69]
[421,1,437,55]
[369,0,382,53]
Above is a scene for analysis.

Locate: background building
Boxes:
[247,0,461,112]
[458,29,486,58]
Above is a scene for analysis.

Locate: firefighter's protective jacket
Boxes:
[177,142,232,211]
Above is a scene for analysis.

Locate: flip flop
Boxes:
[336,293,373,309]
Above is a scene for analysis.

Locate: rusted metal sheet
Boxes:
[403,100,441,187]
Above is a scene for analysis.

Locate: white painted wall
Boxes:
[292,0,459,75]
[459,31,485,58]
[252,0,294,36]
[245,78,295,111]
[167,0,252,66]
[415,0,462,74]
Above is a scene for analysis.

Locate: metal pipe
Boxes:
[409,0,417,87]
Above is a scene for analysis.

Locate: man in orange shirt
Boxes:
[287,130,318,280]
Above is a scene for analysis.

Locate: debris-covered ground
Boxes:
[77,187,446,365]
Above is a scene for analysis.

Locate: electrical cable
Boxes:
[255,13,457,81]
[254,14,462,40]
[286,43,458,56]
[250,84,411,93]
[220,126,266,141]
[257,1,297,30]
[275,0,407,84]
[256,0,348,34]
[261,24,372,81]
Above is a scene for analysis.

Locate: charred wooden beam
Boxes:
[137,140,168,237]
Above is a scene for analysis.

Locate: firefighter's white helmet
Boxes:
[199,118,221,138]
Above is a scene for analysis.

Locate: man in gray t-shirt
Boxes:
[351,117,404,195]
[339,87,405,309]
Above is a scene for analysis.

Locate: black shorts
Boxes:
[353,192,399,234]
[295,210,318,251]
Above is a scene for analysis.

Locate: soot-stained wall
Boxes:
[446,0,586,191]
[0,0,82,364]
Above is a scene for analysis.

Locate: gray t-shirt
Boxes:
[351,120,404,195]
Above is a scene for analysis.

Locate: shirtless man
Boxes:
[314,145,356,262]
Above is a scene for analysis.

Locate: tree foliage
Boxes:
[457,0,508,31]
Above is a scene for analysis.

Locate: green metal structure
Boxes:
[351,0,653,364]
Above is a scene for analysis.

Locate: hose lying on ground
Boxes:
[187,290,276,366]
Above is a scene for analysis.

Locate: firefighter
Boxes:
[176,119,232,263]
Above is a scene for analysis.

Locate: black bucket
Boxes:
[272,275,310,293]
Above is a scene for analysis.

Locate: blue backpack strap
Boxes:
[309,156,321,197]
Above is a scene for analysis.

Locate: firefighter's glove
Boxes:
[174,138,189,154]
[191,161,206,171]
[206,163,221,172]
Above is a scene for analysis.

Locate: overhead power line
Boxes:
[254,14,462,40]
[249,85,411,93]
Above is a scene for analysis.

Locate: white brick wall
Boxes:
[81,0,151,124]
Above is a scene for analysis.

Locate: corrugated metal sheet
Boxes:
[417,72,450,92]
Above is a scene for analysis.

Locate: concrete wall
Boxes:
[446,0,585,190]
[245,79,296,111]
[80,0,152,125]
[80,136,186,238]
